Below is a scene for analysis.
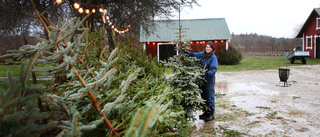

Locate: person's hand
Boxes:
[183,50,190,55]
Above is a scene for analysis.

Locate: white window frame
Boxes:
[306,36,312,49]
[315,35,319,58]
[317,17,320,30]
[157,42,176,62]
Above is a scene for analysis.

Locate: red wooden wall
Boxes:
[302,14,320,58]
[145,40,227,57]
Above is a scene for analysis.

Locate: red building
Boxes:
[139,18,232,61]
[296,8,320,58]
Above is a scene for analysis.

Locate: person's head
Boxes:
[204,41,215,54]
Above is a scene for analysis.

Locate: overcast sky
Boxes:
[172,0,320,38]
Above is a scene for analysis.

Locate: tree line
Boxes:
[230,33,301,54]
[0,0,199,54]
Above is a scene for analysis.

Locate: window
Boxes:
[306,36,312,49]
[317,18,320,29]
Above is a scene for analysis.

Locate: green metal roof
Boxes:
[140,18,232,42]
[315,8,320,15]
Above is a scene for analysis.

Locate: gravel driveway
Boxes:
[192,65,320,136]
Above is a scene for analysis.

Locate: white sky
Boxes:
[172,0,320,38]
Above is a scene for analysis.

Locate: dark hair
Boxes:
[204,41,215,53]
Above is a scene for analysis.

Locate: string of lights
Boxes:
[56,0,130,34]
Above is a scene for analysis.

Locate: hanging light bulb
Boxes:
[56,0,62,4]
[74,2,80,9]
[103,9,107,13]
[111,25,114,28]
[106,16,109,20]
[99,8,103,12]
[92,9,96,13]
[85,9,90,14]
[79,8,83,13]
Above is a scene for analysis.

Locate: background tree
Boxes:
[0,0,71,55]
[1,8,189,135]
[231,33,302,54]
[0,0,69,36]
[0,0,199,53]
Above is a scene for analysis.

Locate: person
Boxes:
[185,41,218,122]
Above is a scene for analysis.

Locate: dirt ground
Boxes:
[191,64,320,136]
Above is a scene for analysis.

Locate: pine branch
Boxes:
[68,61,120,136]
[8,5,187,136]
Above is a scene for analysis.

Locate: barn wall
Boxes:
[146,42,158,57]
[145,40,228,57]
[188,40,227,56]
[303,14,320,58]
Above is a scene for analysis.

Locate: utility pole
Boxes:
[173,4,188,45]
[179,4,182,43]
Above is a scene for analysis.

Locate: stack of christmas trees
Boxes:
[0,4,206,137]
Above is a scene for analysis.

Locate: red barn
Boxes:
[139,18,232,61]
[296,8,320,58]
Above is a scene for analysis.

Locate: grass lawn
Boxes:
[0,80,53,89]
[1,56,319,77]
[1,56,318,89]
[165,56,320,73]
[218,56,320,72]
[0,64,52,77]
[0,65,21,77]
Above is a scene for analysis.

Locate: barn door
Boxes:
[317,37,320,58]
[159,44,176,61]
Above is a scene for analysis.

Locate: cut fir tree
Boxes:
[162,41,207,120]
[1,6,185,136]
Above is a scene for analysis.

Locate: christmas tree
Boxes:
[0,64,57,136]
[1,2,188,136]
[162,25,206,120]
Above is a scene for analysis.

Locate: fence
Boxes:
[236,47,292,56]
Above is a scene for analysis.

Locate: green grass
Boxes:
[0,80,52,90]
[0,64,52,77]
[1,56,320,77]
[164,56,320,73]
[165,67,174,74]
[0,65,21,77]
[218,56,320,72]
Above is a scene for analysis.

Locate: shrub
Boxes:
[218,46,242,65]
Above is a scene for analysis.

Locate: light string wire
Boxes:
[57,0,130,34]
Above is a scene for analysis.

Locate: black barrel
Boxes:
[279,68,290,82]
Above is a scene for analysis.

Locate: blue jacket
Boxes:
[187,51,218,84]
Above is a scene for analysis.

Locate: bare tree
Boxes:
[0,0,199,50]
[292,23,304,38]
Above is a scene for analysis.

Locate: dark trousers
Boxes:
[200,78,215,113]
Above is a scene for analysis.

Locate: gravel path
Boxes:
[192,64,320,136]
